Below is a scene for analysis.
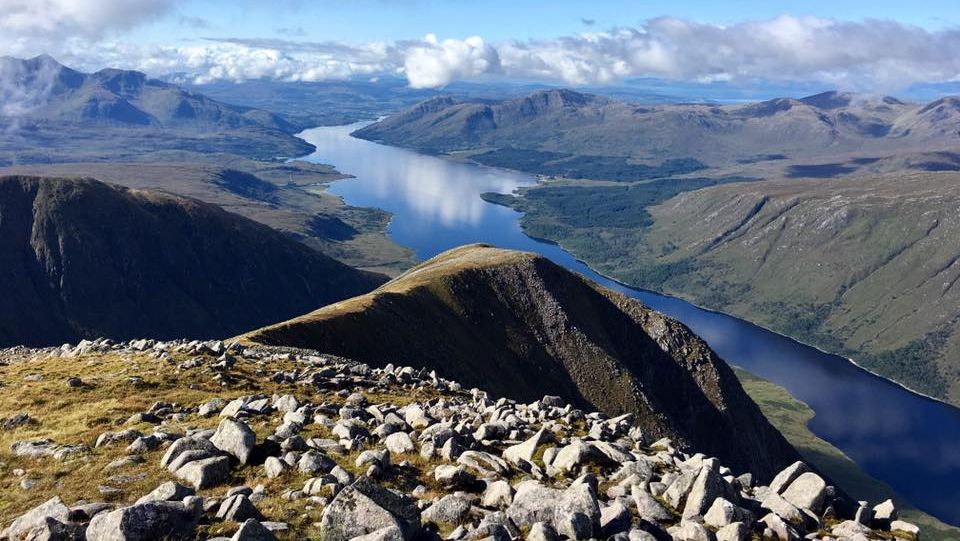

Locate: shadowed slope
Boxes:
[0,176,386,346]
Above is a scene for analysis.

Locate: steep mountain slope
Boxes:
[0,176,385,347]
[353,89,960,172]
[243,244,799,479]
[495,168,960,404]
[0,55,312,162]
[635,171,960,402]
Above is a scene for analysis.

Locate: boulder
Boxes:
[85,501,197,541]
[217,495,263,522]
[631,485,673,523]
[456,451,509,478]
[890,520,919,537]
[715,522,749,541]
[4,497,70,541]
[780,472,827,513]
[211,419,256,465]
[760,513,800,541]
[10,440,58,458]
[348,525,404,541]
[769,461,809,494]
[384,432,416,455]
[175,455,231,490]
[832,520,872,538]
[319,477,420,541]
[760,492,802,524]
[160,437,218,470]
[502,428,553,465]
[299,450,335,475]
[554,481,600,540]
[434,465,475,488]
[703,498,752,529]
[422,494,471,525]
[506,481,561,529]
[599,501,631,537]
[231,519,277,541]
[135,482,195,505]
[18,516,85,541]
[527,522,559,541]
[481,480,513,509]
[263,457,286,478]
[551,440,612,473]
[682,466,727,519]
[669,520,713,541]
[663,469,698,509]
[872,499,898,529]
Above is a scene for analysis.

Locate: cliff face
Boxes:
[0,175,385,346]
[243,244,799,480]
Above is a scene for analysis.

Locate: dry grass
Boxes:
[0,348,440,535]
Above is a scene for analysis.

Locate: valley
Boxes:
[356,88,960,408]
[290,122,960,530]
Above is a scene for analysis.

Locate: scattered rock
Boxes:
[211,418,256,465]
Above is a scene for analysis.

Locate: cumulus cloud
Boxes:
[5,12,960,93]
[495,17,960,91]
[0,0,179,45]
[157,17,960,91]
[403,34,500,88]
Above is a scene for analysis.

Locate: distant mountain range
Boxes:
[0,175,385,347]
[243,243,799,479]
[0,56,313,163]
[354,89,960,177]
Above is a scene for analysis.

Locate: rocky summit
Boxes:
[243,244,798,481]
[0,339,917,541]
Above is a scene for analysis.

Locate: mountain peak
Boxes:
[800,90,855,109]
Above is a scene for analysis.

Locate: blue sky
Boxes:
[136,0,957,44]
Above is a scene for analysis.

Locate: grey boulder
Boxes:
[85,501,198,541]
[319,477,420,541]
[210,419,256,465]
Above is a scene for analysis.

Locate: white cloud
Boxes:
[0,0,179,47]
[494,17,960,91]
[3,12,960,93]
[403,34,500,88]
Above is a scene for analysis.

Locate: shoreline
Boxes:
[299,121,958,411]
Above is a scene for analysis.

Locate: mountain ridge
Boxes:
[0,56,313,162]
[242,243,800,480]
[353,88,960,172]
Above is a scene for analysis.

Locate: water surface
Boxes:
[300,122,960,525]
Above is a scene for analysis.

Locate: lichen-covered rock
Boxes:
[319,477,420,541]
[4,497,70,541]
[210,419,256,465]
[174,455,230,490]
[422,494,471,525]
[85,501,198,541]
